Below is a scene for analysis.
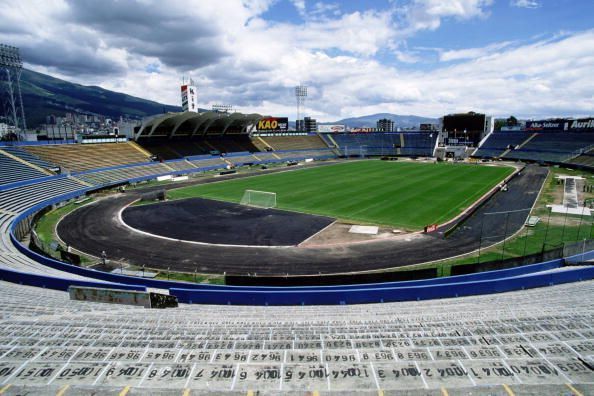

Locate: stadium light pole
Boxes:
[0,44,26,139]
[295,85,307,131]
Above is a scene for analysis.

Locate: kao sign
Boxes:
[257,117,288,131]
[258,119,278,130]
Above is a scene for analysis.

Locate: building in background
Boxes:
[420,123,438,131]
[296,117,317,133]
[377,118,395,132]
[181,82,198,113]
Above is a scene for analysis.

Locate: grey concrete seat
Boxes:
[0,280,593,393]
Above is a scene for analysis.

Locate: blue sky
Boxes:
[2,0,594,120]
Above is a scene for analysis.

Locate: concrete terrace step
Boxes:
[0,281,593,391]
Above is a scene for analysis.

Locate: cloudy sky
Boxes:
[2,0,594,121]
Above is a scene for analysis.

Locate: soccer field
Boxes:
[168,160,514,229]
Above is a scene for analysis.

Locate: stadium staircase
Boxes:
[516,132,539,149]
[253,135,274,151]
[498,147,512,158]
[473,132,532,158]
[128,140,153,157]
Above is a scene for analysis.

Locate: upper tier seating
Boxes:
[503,132,594,162]
[24,142,151,172]
[0,151,50,186]
[331,132,437,156]
[253,135,329,151]
[138,136,261,160]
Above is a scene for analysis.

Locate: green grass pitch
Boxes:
[168,160,514,230]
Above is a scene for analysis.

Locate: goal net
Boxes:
[240,189,277,208]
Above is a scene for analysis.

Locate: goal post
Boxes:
[240,189,277,208]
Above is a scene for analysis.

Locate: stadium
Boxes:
[1,107,594,394]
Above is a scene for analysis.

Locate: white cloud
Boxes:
[511,0,541,9]
[1,0,592,121]
[395,50,422,63]
[400,0,494,33]
[439,41,514,61]
[290,0,306,17]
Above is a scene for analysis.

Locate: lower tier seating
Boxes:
[503,132,594,162]
[473,132,533,158]
[0,280,592,393]
[331,132,437,157]
[0,151,50,186]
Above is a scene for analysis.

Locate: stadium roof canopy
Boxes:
[135,111,265,139]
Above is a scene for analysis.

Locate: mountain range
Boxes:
[17,69,437,129]
[326,113,437,129]
[19,69,180,127]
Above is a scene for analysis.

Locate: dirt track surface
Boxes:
[122,197,334,246]
[57,164,548,275]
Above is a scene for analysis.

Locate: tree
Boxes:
[494,119,506,130]
[506,116,518,126]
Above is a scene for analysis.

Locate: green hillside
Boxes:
[19,69,180,127]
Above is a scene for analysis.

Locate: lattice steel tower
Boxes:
[0,44,27,138]
[295,84,307,127]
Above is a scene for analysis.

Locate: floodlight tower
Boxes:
[0,44,26,138]
[295,84,307,129]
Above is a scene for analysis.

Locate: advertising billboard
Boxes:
[256,117,288,131]
[317,124,346,133]
[181,85,198,113]
[525,119,567,131]
[526,118,594,131]
[568,118,594,130]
